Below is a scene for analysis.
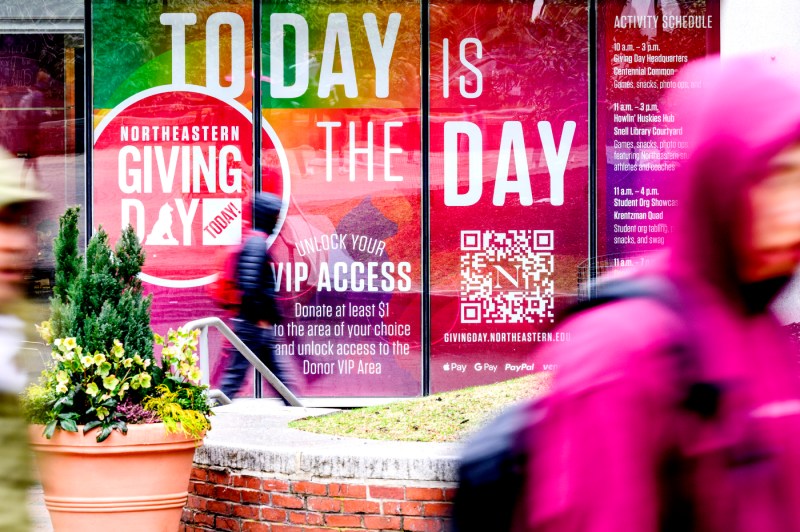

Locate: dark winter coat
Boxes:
[236,231,282,326]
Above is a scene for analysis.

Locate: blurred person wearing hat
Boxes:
[0,150,48,532]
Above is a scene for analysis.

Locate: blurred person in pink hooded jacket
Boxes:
[524,52,800,531]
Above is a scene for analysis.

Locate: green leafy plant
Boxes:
[23,207,212,442]
[32,333,155,440]
[144,327,213,439]
[21,382,54,427]
[144,385,211,438]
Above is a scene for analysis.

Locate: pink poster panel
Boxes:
[598,0,720,267]
[260,1,423,398]
[429,1,590,393]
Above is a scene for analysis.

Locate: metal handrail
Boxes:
[183,317,303,407]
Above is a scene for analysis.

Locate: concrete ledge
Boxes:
[196,399,462,483]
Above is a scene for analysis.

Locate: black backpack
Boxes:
[451,275,721,532]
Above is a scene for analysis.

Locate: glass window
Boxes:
[0,33,86,298]
[428,0,590,393]
[261,0,423,399]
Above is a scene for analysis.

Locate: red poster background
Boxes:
[429,1,590,392]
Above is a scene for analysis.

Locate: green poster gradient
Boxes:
[261,0,420,110]
[92,0,252,110]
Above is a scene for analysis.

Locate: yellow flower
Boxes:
[56,371,69,385]
[111,339,124,358]
[97,362,112,377]
[120,382,130,393]
[36,321,53,344]
[136,373,152,389]
[81,355,93,367]
[188,366,202,382]
[97,407,109,420]
[102,375,119,391]
[188,330,199,348]
[55,383,68,394]
[178,332,197,350]
[122,358,133,368]
[63,337,77,351]
[116,382,131,399]
[93,353,106,365]
[86,382,100,397]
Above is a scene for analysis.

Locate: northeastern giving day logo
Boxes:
[94,86,290,288]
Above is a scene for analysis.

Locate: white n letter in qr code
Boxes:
[459,230,555,324]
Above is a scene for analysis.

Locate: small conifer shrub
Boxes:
[24,206,212,442]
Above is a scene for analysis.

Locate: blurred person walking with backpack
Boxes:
[523,53,800,531]
[218,193,294,402]
[0,152,48,531]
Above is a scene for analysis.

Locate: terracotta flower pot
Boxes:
[28,423,202,532]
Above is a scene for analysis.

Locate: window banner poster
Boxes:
[428,1,589,393]
[90,1,281,385]
[597,0,719,269]
[260,1,423,398]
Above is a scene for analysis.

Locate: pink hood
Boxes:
[661,53,800,306]
[526,52,800,532]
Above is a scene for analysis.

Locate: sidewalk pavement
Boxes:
[29,486,51,532]
[28,399,462,531]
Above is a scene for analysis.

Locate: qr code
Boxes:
[460,230,555,324]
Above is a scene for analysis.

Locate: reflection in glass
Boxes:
[260,0,423,399]
[428,1,590,393]
[0,33,85,298]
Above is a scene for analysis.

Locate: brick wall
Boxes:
[180,465,456,532]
